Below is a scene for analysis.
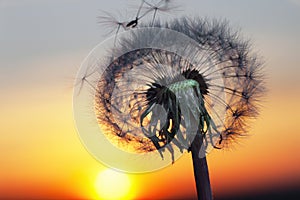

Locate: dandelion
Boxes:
[74,2,265,200]
[126,0,179,28]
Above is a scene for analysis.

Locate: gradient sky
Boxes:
[1,0,300,199]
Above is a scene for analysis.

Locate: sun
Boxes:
[95,169,132,199]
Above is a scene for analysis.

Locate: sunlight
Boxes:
[95,169,132,200]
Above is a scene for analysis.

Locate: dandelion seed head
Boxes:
[74,2,265,172]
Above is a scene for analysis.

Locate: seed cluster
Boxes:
[93,2,265,160]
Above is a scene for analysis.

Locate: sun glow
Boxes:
[95,169,133,200]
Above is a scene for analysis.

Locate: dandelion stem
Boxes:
[190,134,213,200]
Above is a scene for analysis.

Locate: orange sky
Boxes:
[1,85,299,199]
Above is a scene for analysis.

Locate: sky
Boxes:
[0,0,300,199]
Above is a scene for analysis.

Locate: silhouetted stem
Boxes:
[190,134,213,200]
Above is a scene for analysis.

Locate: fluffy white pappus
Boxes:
[92,17,265,161]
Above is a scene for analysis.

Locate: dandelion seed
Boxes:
[98,11,129,46]
[126,17,139,28]
[142,0,180,25]
[126,0,179,27]
[98,11,128,34]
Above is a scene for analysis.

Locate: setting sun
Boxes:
[95,169,132,200]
